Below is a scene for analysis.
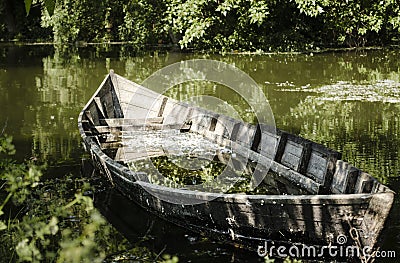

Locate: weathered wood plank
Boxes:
[92,126,121,134]
[235,123,255,147]
[229,202,367,224]
[189,108,214,135]
[331,161,360,194]
[114,148,165,161]
[113,74,161,99]
[281,140,304,171]
[304,143,341,193]
[251,124,262,152]
[126,93,162,112]
[214,115,237,139]
[274,132,288,163]
[359,192,394,248]
[96,76,124,118]
[270,161,321,194]
[157,97,168,117]
[100,117,164,126]
[94,97,107,118]
[273,132,341,193]
[354,172,376,194]
[209,116,218,132]
[86,102,102,126]
[93,124,183,134]
[102,91,116,118]
[258,131,279,160]
[306,151,328,183]
[162,103,191,125]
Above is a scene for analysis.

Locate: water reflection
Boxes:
[285,98,400,184]
[0,46,106,164]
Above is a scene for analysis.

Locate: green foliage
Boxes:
[284,257,302,263]
[164,0,320,51]
[0,135,15,155]
[0,0,52,41]
[165,0,400,50]
[0,135,166,262]
[0,136,41,209]
[24,0,32,15]
[9,0,400,50]
[118,0,168,47]
[4,180,109,262]
[42,0,108,43]
[0,134,106,262]
[161,254,179,263]
[43,0,55,15]
[294,0,400,47]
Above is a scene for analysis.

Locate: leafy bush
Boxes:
[11,0,400,50]
[0,135,166,262]
[294,0,400,47]
[0,134,106,262]
[164,0,400,51]
[164,0,312,51]
[118,0,169,47]
[42,0,108,43]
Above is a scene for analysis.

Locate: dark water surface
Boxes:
[1,45,399,262]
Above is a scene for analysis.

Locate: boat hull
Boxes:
[78,72,394,256]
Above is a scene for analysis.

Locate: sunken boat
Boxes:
[78,71,394,255]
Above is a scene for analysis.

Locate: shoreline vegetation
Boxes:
[0,135,178,263]
[1,0,399,53]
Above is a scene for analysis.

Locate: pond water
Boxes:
[1,45,399,262]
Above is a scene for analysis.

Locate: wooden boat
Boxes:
[78,71,394,256]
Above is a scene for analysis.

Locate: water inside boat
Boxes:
[101,129,311,195]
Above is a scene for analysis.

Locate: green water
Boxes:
[1,45,399,261]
